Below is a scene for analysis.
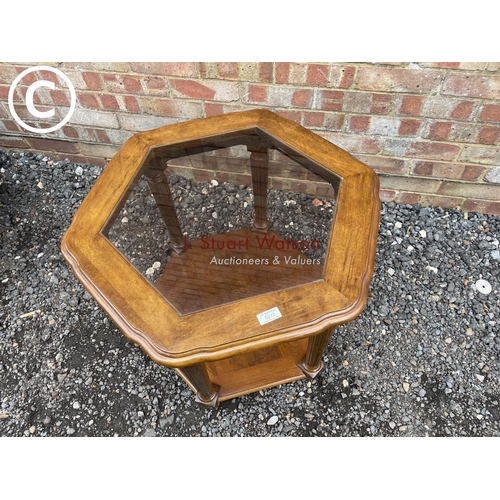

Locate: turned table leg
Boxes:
[298,327,335,379]
[178,363,220,407]
[248,146,270,234]
[145,159,186,254]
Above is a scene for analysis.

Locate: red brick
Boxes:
[427,121,452,141]
[275,63,290,84]
[303,112,325,128]
[398,95,424,116]
[130,62,198,77]
[349,115,370,132]
[408,140,460,160]
[9,102,57,122]
[462,199,500,215]
[170,79,215,99]
[451,100,474,120]
[274,110,301,123]
[291,89,312,107]
[143,76,166,93]
[17,67,37,85]
[122,95,140,113]
[26,137,79,154]
[411,161,469,180]
[259,63,273,83]
[216,171,253,186]
[462,165,487,181]
[78,92,100,108]
[247,84,267,103]
[320,90,344,111]
[193,155,248,173]
[123,76,144,93]
[305,169,329,183]
[37,69,62,86]
[359,155,408,175]
[170,165,216,182]
[203,102,247,116]
[313,181,336,198]
[398,119,421,136]
[100,94,119,110]
[104,74,143,94]
[269,160,308,180]
[14,86,41,105]
[218,62,239,79]
[379,189,396,202]
[204,102,224,117]
[62,126,79,139]
[3,120,21,132]
[395,192,422,204]
[82,72,103,90]
[443,74,500,99]
[411,161,433,176]
[0,84,11,100]
[0,135,30,148]
[371,94,393,114]
[17,84,39,103]
[59,154,108,167]
[49,89,70,106]
[356,67,443,93]
[420,194,464,209]
[480,104,500,123]
[339,66,355,89]
[95,129,111,143]
[477,126,500,145]
[307,64,329,86]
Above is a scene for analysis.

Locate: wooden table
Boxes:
[61,109,380,407]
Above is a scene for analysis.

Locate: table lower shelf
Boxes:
[176,338,308,403]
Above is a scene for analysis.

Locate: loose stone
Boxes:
[267,416,278,425]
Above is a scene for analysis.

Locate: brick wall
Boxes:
[1,62,499,214]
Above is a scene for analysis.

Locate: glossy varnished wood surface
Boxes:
[61,109,380,368]
[154,228,323,315]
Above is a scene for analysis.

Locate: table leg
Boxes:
[248,146,269,233]
[178,363,220,407]
[145,167,186,254]
[298,327,335,379]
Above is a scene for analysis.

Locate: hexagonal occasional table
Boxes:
[61,109,380,407]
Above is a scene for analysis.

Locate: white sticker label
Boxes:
[257,307,282,325]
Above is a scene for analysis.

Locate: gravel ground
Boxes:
[1,148,500,438]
